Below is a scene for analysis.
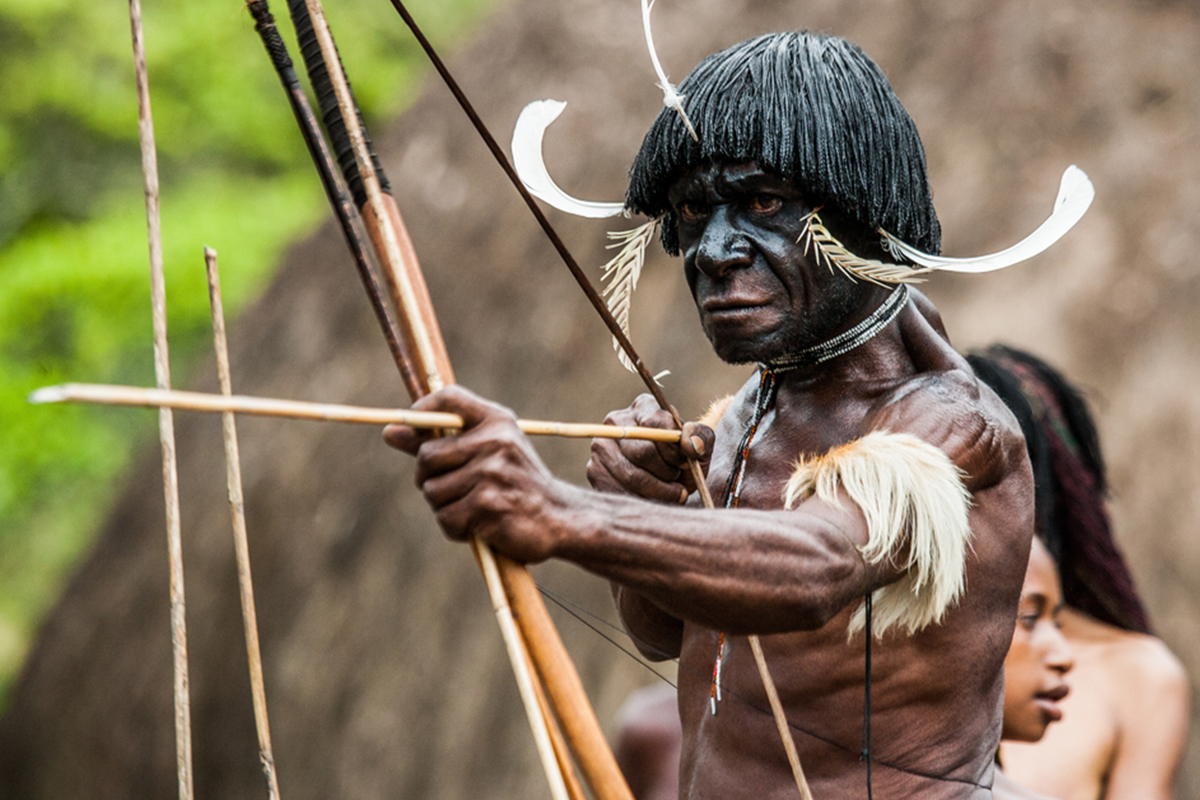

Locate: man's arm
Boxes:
[384,386,890,636]
[611,583,684,661]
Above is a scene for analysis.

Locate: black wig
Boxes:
[626,31,941,256]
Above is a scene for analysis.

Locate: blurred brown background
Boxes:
[1,0,1196,796]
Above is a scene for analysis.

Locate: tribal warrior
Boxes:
[387,32,1042,797]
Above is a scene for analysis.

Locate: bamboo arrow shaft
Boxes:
[30,383,684,443]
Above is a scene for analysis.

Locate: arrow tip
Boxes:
[29,385,68,404]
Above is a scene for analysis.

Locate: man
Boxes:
[386,32,1033,797]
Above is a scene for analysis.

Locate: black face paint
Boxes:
[669,161,876,364]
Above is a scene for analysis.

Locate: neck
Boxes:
[765,285,910,377]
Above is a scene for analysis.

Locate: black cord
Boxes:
[863,591,873,799]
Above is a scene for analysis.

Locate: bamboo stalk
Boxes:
[126,2,193,798]
[532,677,588,800]
[30,383,683,444]
[205,249,281,800]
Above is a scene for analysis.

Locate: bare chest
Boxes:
[706,396,871,509]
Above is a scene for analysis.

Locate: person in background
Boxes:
[969,346,1189,800]
[993,535,1073,800]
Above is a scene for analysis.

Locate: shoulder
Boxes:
[862,365,1028,493]
[1090,627,1191,793]
[1103,630,1189,700]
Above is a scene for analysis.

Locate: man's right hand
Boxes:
[586,394,714,504]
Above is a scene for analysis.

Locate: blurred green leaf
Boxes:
[0,0,493,703]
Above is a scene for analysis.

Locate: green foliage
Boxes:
[0,0,493,701]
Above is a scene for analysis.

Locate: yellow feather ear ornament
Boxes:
[600,218,661,373]
[800,209,932,286]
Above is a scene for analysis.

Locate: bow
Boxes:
[251,2,809,798]
[248,2,633,798]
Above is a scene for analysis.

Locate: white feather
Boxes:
[641,0,698,141]
[511,99,627,219]
[883,165,1095,273]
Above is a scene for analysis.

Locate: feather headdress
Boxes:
[641,0,698,141]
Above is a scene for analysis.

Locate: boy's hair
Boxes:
[968,345,1152,634]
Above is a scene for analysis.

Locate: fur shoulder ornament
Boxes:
[783,431,974,640]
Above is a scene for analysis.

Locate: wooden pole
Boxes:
[205,248,282,799]
[127,2,193,797]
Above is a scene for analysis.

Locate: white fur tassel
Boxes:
[641,0,698,141]
[783,431,974,640]
[882,166,1094,273]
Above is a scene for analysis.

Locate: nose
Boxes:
[1044,625,1074,676]
[692,206,753,279]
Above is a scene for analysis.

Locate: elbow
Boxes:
[613,584,684,660]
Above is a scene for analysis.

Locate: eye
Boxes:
[677,201,709,223]
[1018,614,1039,632]
[747,194,783,215]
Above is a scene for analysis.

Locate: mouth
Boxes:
[701,296,774,319]
[1034,684,1069,721]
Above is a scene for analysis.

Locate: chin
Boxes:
[1001,713,1048,744]
[707,327,788,365]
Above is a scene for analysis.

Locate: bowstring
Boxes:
[536,584,990,790]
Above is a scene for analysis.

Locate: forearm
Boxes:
[553,483,874,635]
